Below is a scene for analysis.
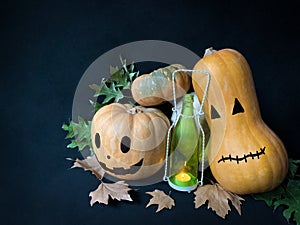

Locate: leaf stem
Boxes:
[204,176,215,185]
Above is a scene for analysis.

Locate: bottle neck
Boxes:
[181,100,194,117]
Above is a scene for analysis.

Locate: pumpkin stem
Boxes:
[204,47,217,57]
[127,107,143,114]
[127,108,137,114]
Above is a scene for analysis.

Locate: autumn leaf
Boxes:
[194,183,244,219]
[67,155,105,179]
[68,156,133,206]
[89,181,133,206]
[146,189,175,212]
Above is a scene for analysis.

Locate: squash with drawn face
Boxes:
[192,48,288,194]
[91,103,170,181]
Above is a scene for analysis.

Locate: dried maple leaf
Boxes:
[146,189,175,212]
[89,180,133,205]
[67,155,105,179]
[194,183,244,219]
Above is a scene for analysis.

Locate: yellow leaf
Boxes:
[146,189,175,212]
[67,155,105,179]
[194,183,244,219]
[89,181,133,206]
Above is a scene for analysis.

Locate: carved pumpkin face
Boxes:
[91,103,170,183]
[192,48,288,194]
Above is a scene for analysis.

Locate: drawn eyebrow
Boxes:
[217,147,266,164]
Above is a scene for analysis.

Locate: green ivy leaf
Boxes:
[89,82,104,97]
[99,82,124,104]
[107,63,139,89]
[62,123,74,139]
[253,159,300,225]
[67,140,77,149]
[63,57,139,156]
[89,100,105,113]
[89,82,124,103]
[253,185,285,207]
[74,117,92,142]
[109,65,119,75]
[62,116,93,154]
[89,59,139,112]
[107,67,127,87]
[274,180,300,224]
[288,159,300,178]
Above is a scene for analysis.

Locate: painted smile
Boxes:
[218,147,266,164]
[99,158,144,175]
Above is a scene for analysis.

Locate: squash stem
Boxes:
[204,47,217,57]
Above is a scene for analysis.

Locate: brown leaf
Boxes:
[67,155,105,179]
[146,189,175,212]
[89,180,133,206]
[194,183,244,219]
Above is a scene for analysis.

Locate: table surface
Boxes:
[1,1,299,225]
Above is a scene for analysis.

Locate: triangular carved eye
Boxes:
[211,105,221,119]
[232,98,244,115]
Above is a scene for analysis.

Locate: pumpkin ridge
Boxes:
[240,113,274,192]
[153,111,170,127]
[193,60,228,164]
[247,123,273,191]
[257,121,288,189]
[207,51,242,118]
[194,57,227,122]
[219,49,261,118]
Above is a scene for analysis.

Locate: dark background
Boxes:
[1,0,299,225]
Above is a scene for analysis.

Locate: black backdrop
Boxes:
[1,0,300,225]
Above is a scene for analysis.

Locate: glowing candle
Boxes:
[175,171,191,182]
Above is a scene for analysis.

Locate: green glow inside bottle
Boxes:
[168,94,200,192]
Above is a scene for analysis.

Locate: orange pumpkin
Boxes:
[91,103,170,182]
[192,48,288,194]
[131,64,190,106]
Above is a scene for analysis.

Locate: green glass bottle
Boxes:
[168,93,200,192]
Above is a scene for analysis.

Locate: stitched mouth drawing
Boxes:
[99,158,144,175]
[218,147,266,164]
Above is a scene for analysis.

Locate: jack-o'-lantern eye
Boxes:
[211,105,221,119]
[120,136,131,153]
[232,98,244,115]
[95,133,101,148]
